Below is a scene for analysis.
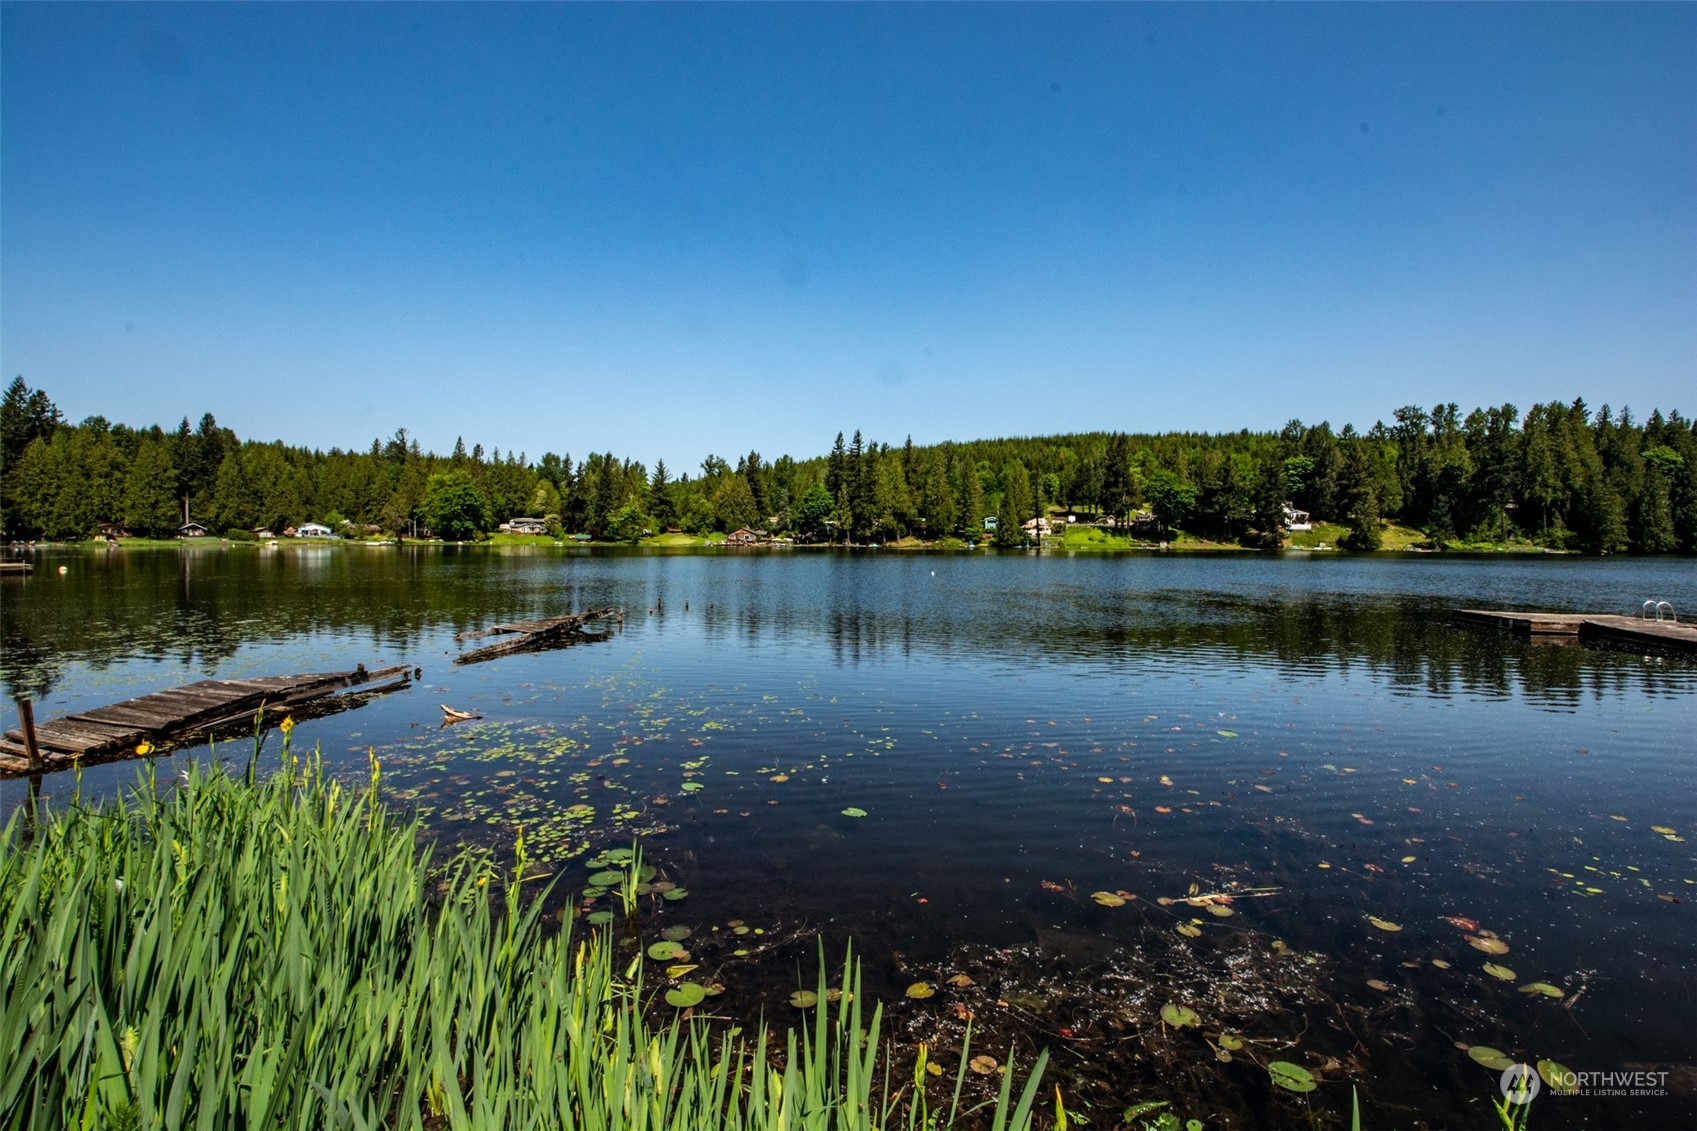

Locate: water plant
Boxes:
[0,738,1048,1130]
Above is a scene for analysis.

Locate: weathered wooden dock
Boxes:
[1454,609,1697,658]
[0,561,33,576]
[454,607,622,665]
[0,664,414,775]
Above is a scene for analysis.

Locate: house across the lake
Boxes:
[295,522,334,538]
[1284,506,1313,532]
[725,528,759,546]
[503,517,548,535]
[178,522,210,538]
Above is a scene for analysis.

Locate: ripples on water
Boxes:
[4,547,1694,1127]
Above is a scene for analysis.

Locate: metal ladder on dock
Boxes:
[1641,599,1677,623]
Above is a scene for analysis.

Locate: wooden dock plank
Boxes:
[2,664,414,778]
[1455,609,1696,657]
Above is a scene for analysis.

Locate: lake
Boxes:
[4,545,1694,1128]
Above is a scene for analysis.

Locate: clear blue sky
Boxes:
[3,3,1692,469]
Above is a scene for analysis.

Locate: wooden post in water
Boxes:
[16,698,42,772]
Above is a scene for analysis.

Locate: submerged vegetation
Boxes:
[0,742,1049,1130]
[2,376,1692,552]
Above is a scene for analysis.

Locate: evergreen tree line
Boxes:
[2,377,1691,553]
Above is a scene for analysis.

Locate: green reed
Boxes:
[0,738,1046,1130]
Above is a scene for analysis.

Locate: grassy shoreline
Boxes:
[0,744,1046,1131]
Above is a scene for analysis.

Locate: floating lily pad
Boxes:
[1206,903,1234,918]
[1176,923,1202,938]
[906,982,935,1000]
[1468,935,1510,955]
[586,910,613,925]
[1483,963,1516,981]
[1467,1046,1516,1071]
[1538,1059,1578,1094]
[647,940,684,960]
[1091,891,1126,907]
[1430,959,1452,969]
[681,782,704,793]
[1217,730,1238,738]
[1366,978,1391,992]
[1367,916,1402,932]
[665,983,706,1008]
[1268,1061,1316,1093]
[841,807,868,818]
[662,888,688,901]
[789,990,817,1009]
[604,848,635,863]
[947,974,974,988]
[1519,982,1563,998]
[969,1055,999,1075]
[1218,1034,1244,1051]
[660,925,692,942]
[581,886,608,899]
[588,871,623,887]
[1160,1003,1199,1028]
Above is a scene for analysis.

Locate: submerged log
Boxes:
[453,607,622,665]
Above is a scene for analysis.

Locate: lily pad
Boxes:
[1519,982,1564,998]
[1218,1034,1245,1051]
[1483,963,1516,981]
[1176,923,1202,938]
[1430,959,1452,969]
[660,925,692,942]
[1366,978,1392,992]
[1091,891,1126,907]
[969,1055,999,1075]
[681,782,704,793]
[841,807,868,818]
[789,990,818,1008]
[1367,916,1402,932]
[662,888,688,901]
[1467,1046,1515,1071]
[1537,1059,1578,1094]
[586,910,613,925]
[1206,903,1234,917]
[588,870,624,887]
[906,982,936,1000]
[1268,1061,1316,1093]
[665,983,706,1008]
[1160,1003,1200,1028]
[647,940,684,960]
[1468,935,1510,955]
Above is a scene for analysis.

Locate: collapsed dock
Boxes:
[1,664,414,775]
[453,607,623,664]
[1453,609,1696,658]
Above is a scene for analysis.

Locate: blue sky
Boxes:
[3,3,1692,468]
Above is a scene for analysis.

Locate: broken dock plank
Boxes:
[0,664,414,776]
[454,607,623,665]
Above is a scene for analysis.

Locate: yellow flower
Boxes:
[135,741,154,756]
[279,716,296,735]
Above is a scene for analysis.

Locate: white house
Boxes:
[295,522,334,538]
[504,517,548,535]
[1283,505,1313,533]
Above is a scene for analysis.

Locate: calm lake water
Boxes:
[4,546,1695,1128]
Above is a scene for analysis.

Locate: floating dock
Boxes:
[454,607,622,665]
[0,562,33,576]
[1,664,414,775]
[1453,610,1697,658]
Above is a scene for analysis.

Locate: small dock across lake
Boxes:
[1454,609,1697,658]
[454,607,623,664]
[1,664,413,775]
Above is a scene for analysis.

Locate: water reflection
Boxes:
[4,547,1693,710]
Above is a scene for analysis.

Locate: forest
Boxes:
[1,376,1692,553]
